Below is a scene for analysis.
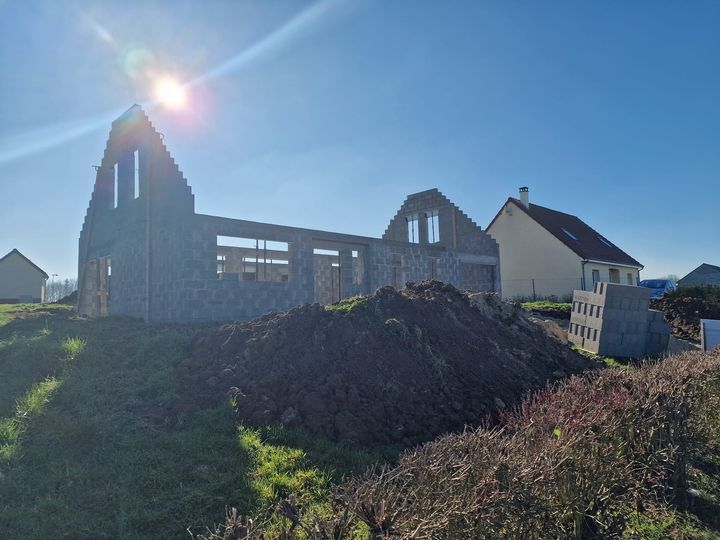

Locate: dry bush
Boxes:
[199,350,720,540]
[339,351,720,539]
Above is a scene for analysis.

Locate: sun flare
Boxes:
[153,78,187,109]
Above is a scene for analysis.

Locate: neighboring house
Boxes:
[678,263,720,287]
[0,249,49,303]
[487,187,643,300]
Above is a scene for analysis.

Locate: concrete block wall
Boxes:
[568,282,669,357]
[646,310,671,356]
[701,319,720,351]
[79,106,502,323]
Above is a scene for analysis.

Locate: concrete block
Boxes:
[701,319,720,352]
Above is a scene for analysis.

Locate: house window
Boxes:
[626,272,633,285]
[217,255,225,274]
[609,268,620,283]
[561,227,578,240]
[591,269,600,286]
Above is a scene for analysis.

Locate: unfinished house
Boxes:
[78,105,500,322]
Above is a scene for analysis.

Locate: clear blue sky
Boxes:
[1,0,718,281]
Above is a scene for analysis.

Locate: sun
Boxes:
[153,78,187,109]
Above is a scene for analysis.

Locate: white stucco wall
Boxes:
[487,203,583,299]
[0,252,47,302]
[487,203,641,300]
[582,262,640,291]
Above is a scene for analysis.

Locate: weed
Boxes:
[62,336,86,360]
[0,377,61,460]
[571,344,627,369]
[324,295,370,314]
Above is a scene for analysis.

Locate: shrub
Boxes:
[667,285,720,304]
[198,351,720,539]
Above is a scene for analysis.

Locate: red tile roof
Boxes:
[488,198,642,268]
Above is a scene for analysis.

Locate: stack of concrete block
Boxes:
[568,282,670,357]
[701,319,720,352]
[646,309,671,356]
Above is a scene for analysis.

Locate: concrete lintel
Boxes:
[198,213,453,251]
[456,253,499,265]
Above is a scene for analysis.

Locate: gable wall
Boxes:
[0,253,46,302]
[487,202,583,299]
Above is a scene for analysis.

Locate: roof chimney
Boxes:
[519,186,529,208]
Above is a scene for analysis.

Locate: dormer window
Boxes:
[561,227,577,240]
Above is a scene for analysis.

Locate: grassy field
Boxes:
[0,304,381,539]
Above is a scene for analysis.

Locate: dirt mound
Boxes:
[54,290,77,305]
[186,281,596,446]
[523,304,572,320]
[651,296,720,342]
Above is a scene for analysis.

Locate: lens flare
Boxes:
[153,78,188,109]
[122,48,155,79]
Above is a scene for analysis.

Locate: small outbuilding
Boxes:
[0,249,49,303]
[678,263,720,288]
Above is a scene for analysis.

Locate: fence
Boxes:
[500,277,585,302]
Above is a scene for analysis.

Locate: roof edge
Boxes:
[0,248,50,279]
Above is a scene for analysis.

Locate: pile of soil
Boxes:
[54,290,77,305]
[651,296,720,342]
[185,281,596,447]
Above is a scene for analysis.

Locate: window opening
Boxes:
[428,210,440,243]
[592,269,600,286]
[626,272,633,285]
[407,215,419,244]
[133,150,140,199]
[561,227,577,240]
[430,257,440,280]
[217,236,290,282]
[113,163,118,208]
[313,248,339,256]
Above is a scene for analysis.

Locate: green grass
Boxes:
[324,295,371,313]
[570,343,628,369]
[0,377,61,460]
[521,301,572,311]
[622,505,714,539]
[0,304,383,539]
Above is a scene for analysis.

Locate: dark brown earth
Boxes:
[651,296,720,342]
[54,290,78,305]
[184,281,597,447]
[524,304,572,320]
